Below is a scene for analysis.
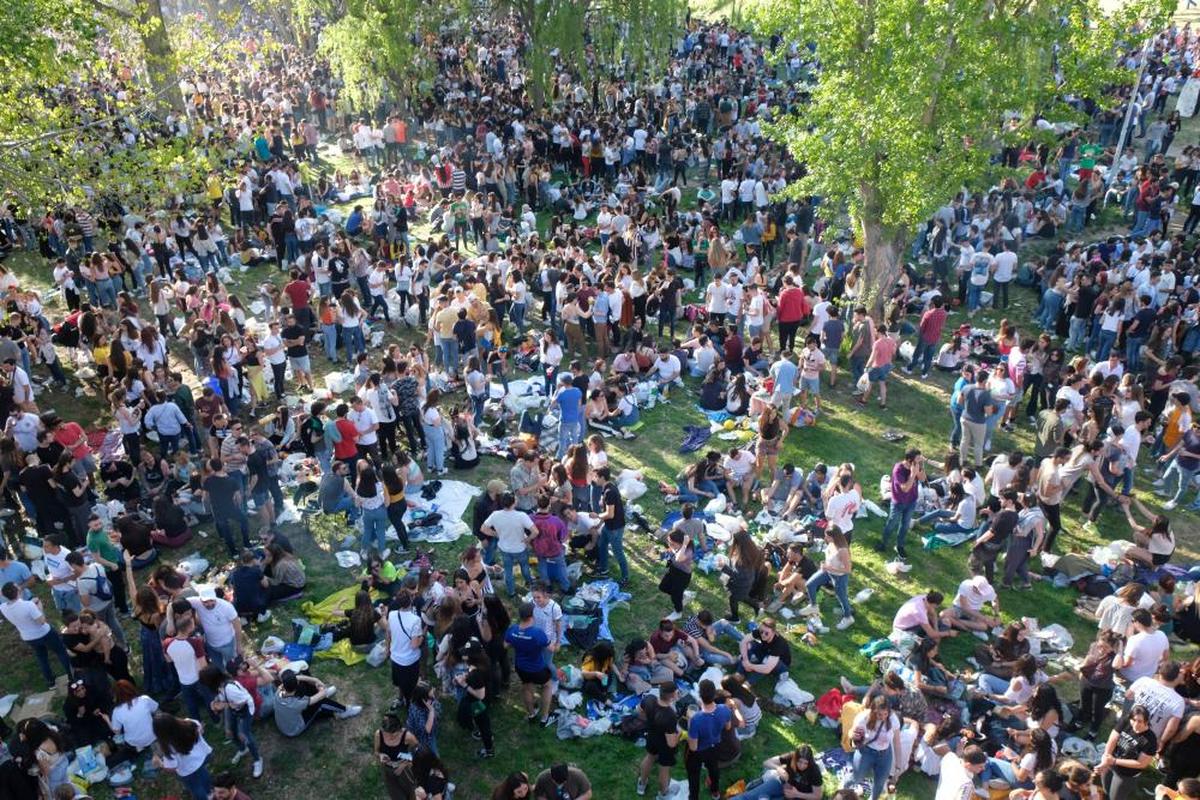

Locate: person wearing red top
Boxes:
[776,276,810,352]
[858,324,899,409]
[283,271,311,311]
[332,403,359,466]
[905,296,948,379]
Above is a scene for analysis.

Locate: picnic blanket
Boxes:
[403,479,482,530]
[300,585,381,626]
[679,425,712,453]
[571,579,631,642]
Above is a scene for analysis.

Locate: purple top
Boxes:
[891,462,918,505]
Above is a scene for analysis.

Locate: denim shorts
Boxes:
[867,364,893,382]
[289,355,311,373]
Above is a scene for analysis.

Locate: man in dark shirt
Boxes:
[739,616,792,680]
[637,682,680,798]
[453,310,477,356]
[246,433,283,532]
[281,313,312,392]
[595,467,627,584]
[21,456,68,537]
[970,488,1018,583]
[1125,294,1157,372]
[1068,274,1099,351]
[202,458,249,556]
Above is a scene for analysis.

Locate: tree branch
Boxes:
[87,0,134,19]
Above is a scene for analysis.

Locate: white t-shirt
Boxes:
[484,508,534,554]
[851,709,900,751]
[992,251,1018,282]
[387,609,423,666]
[987,457,1017,497]
[722,451,756,480]
[166,637,203,685]
[161,721,213,777]
[349,407,379,446]
[953,577,995,613]
[934,752,974,800]
[0,598,50,641]
[216,679,256,715]
[1128,676,1185,738]
[189,597,239,648]
[652,355,681,381]
[112,696,160,748]
[825,489,861,533]
[893,595,931,631]
[1121,629,1170,682]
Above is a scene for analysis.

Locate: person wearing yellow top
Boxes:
[205,172,224,205]
[1163,393,1192,452]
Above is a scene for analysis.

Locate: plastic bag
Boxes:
[704,495,727,514]
[772,676,815,708]
[856,372,870,394]
[261,635,285,654]
[366,641,387,667]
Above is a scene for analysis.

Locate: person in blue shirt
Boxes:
[345,205,364,237]
[686,679,733,800]
[550,375,584,459]
[0,548,34,599]
[948,364,975,449]
[504,603,553,725]
[769,351,798,409]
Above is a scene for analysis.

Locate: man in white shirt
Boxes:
[935,747,988,800]
[1,582,73,687]
[188,584,243,668]
[67,550,127,648]
[721,447,757,509]
[41,536,80,612]
[3,359,34,411]
[482,492,536,597]
[651,349,682,395]
[945,575,1001,635]
[1125,662,1185,743]
[705,275,728,318]
[1116,608,1170,683]
[348,397,380,463]
[165,614,209,720]
[262,321,288,400]
[824,474,862,535]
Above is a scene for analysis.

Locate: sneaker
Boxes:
[256,611,271,623]
[921,372,929,379]
[1152,477,1166,487]
[902,366,913,375]
[231,748,249,765]
[798,604,820,617]
[1164,500,1178,510]
[526,711,540,723]
[478,748,495,759]
[252,759,263,779]
[972,630,989,641]
[381,548,391,560]
[637,778,648,796]
[335,704,362,719]
[835,615,855,631]
[895,547,909,561]
[665,611,682,621]
[324,685,337,698]
[472,730,482,740]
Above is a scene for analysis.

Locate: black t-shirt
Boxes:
[1073,285,1099,319]
[1130,307,1157,338]
[329,257,350,288]
[465,666,489,701]
[281,325,307,358]
[203,474,241,516]
[784,760,822,792]
[62,630,104,668]
[246,450,273,488]
[1111,721,1155,777]
[36,442,64,468]
[987,509,1019,549]
[59,471,89,508]
[20,464,56,508]
[749,630,791,667]
[602,483,625,528]
[641,697,678,752]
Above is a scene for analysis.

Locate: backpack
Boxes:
[84,568,113,602]
[564,614,601,651]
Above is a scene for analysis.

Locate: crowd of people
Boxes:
[3,6,1200,800]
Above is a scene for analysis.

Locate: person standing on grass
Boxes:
[879,448,924,561]
[152,713,214,800]
[505,602,554,726]
[686,679,732,800]
[637,682,680,799]
[1,581,73,688]
[905,296,948,379]
[959,370,994,468]
[857,323,897,410]
[797,335,826,413]
[595,466,630,586]
[847,305,875,386]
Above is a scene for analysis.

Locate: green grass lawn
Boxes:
[1,153,1198,800]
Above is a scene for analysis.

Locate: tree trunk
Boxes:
[140,0,185,113]
[858,213,908,319]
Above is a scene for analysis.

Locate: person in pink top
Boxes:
[858,323,898,410]
[904,296,948,379]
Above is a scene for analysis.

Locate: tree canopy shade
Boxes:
[305,0,688,112]
[754,0,1173,312]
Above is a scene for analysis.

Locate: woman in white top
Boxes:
[539,330,563,394]
[151,713,213,800]
[352,462,390,556]
[422,389,448,474]
[105,680,159,757]
[198,665,263,777]
[849,695,901,800]
[386,589,424,702]
[340,292,367,365]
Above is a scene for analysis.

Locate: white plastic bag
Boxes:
[366,641,387,668]
[772,676,815,708]
[704,495,727,514]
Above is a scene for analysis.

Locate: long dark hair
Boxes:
[491,772,530,800]
[356,463,379,497]
[152,713,201,755]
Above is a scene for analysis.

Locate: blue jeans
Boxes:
[910,339,936,374]
[1038,291,1063,331]
[214,511,250,555]
[423,423,445,470]
[1126,336,1146,372]
[967,283,982,312]
[481,537,498,566]
[326,493,360,523]
[851,746,893,800]
[225,705,259,761]
[179,682,207,721]
[977,673,1009,694]
[950,405,963,447]
[881,499,916,552]
[1068,316,1088,351]
[675,479,719,504]
[26,628,73,686]
[984,401,1007,449]
[96,277,117,307]
[51,586,81,613]
[933,521,975,536]
[177,763,212,800]
[1096,329,1117,360]
[439,338,460,373]
[500,549,532,596]
[510,302,527,332]
[1164,457,1199,505]
[537,552,570,592]
[598,525,629,582]
[361,505,389,553]
[806,569,851,617]
[343,326,365,364]
[729,774,787,799]
[321,323,338,361]
[916,508,952,525]
[557,419,582,459]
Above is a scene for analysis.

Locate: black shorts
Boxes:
[516,666,552,685]
[645,738,678,767]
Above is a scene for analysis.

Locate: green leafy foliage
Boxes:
[754,0,1173,306]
